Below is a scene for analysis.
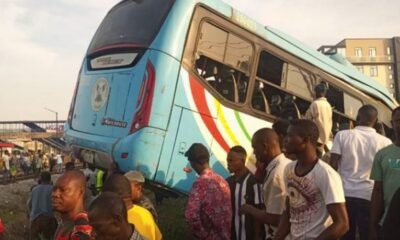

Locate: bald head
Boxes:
[103,174,132,200]
[252,128,281,163]
[59,169,86,190]
[52,170,86,215]
[357,104,378,127]
[253,128,280,147]
[89,192,130,240]
[89,192,127,220]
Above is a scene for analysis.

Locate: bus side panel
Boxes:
[112,51,180,178]
[163,108,215,193]
[113,127,165,177]
[154,105,182,184]
[159,67,275,193]
[146,50,181,130]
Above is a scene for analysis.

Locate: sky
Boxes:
[0,0,399,121]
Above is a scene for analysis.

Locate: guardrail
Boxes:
[0,132,64,139]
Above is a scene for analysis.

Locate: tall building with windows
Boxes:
[318,37,400,101]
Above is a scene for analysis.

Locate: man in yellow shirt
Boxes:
[103,173,162,240]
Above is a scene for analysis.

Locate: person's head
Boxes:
[252,128,281,163]
[391,107,400,137]
[88,192,131,240]
[356,104,378,127]
[52,170,86,216]
[4,150,10,156]
[284,119,319,156]
[227,146,247,174]
[124,171,145,202]
[88,163,96,171]
[65,162,75,171]
[103,174,132,208]
[314,83,328,98]
[272,118,290,148]
[185,143,210,175]
[39,171,51,184]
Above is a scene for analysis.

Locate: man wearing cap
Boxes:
[124,170,158,222]
[184,143,232,240]
[305,82,333,155]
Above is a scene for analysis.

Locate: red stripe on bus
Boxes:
[189,75,230,152]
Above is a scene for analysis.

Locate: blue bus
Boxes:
[65,0,397,194]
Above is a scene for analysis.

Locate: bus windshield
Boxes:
[87,0,175,54]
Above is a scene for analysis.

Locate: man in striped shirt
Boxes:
[226,146,264,240]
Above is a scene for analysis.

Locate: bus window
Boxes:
[256,51,285,86]
[253,51,310,119]
[197,22,228,62]
[326,85,344,113]
[195,22,252,104]
[344,93,363,119]
[87,0,175,54]
[285,64,316,100]
[225,34,252,73]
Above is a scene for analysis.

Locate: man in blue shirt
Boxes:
[27,171,57,239]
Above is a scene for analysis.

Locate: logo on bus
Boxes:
[91,78,109,112]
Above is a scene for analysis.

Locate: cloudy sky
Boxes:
[0,0,399,121]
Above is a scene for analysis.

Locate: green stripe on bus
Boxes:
[234,111,251,142]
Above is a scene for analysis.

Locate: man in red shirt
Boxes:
[184,143,232,240]
[52,170,92,240]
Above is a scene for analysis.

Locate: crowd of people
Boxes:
[182,84,400,240]
[184,109,400,240]
[0,150,64,183]
[1,82,400,240]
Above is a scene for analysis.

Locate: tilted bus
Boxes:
[65,0,397,194]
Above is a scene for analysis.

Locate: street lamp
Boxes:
[44,107,59,134]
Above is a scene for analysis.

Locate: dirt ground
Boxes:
[0,176,190,240]
[0,178,36,239]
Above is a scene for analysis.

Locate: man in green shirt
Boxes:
[370,106,400,240]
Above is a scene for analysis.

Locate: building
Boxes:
[318,37,400,101]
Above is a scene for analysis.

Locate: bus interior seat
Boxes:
[216,68,239,102]
[332,121,340,136]
[280,95,300,121]
[252,86,270,113]
[270,94,282,115]
[339,122,351,131]
[236,72,248,102]
[206,66,219,88]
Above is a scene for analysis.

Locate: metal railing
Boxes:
[0,120,66,140]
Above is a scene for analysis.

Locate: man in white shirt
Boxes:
[2,150,11,183]
[240,128,291,239]
[56,153,63,173]
[330,105,392,240]
[305,83,332,155]
[274,119,348,240]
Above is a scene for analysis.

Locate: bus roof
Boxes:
[175,0,397,109]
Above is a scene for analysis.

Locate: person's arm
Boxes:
[240,204,280,226]
[273,198,290,240]
[305,102,316,120]
[329,133,343,171]
[315,203,349,240]
[329,153,341,171]
[369,181,384,240]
